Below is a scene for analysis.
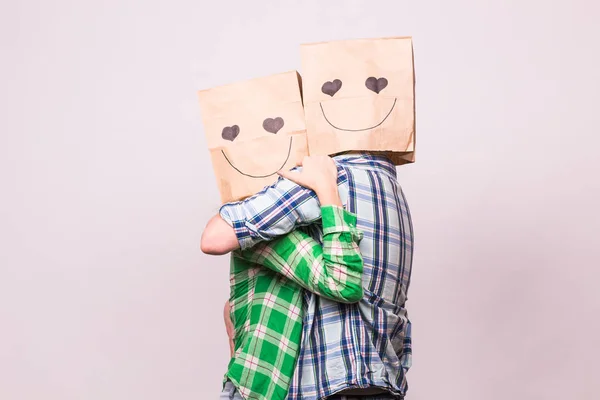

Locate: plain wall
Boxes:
[1,1,598,399]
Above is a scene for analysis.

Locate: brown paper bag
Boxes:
[300,37,415,165]
[198,71,308,203]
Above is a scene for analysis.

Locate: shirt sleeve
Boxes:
[219,172,322,250]
[235,205,364,303]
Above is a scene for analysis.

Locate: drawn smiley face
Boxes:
[319,76,397,131]
[198,70,307,202]
[220,117,293,178]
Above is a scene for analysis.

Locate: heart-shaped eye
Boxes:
[263,117,284,134]
[321,79,342,97]
[365,77,388,94]
[221,125,240,141]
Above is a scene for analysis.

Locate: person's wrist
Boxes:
[315,183,341,206]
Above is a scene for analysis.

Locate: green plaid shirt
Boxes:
[224,205,364,400]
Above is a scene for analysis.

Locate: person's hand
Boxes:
[223,300,235,358]
[278,155,341,206]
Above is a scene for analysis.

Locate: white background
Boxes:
[1,1,599,399]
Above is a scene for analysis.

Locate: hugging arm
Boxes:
[201,171,324,255]
[200,214,240,255]
[236,205,364,303]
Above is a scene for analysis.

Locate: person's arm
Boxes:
[236,204,364,303]
[223,300,235,357]
[200,214,240,255]
[201,156,340,254]
[201,178,320,254]
[239,156,363,302]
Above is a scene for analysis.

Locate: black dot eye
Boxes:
[365,77,388,94]
[221,125,240,141]
[321,79,342,97]
[263,117,284,134]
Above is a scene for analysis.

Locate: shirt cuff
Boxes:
[219,204,257,250]
[321,205,362,239]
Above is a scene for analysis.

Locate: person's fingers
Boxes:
[276,168,293,180]
[224,301,234,336]
[225,319,233,336]
[225,314,234,336]
[277,168,305,186]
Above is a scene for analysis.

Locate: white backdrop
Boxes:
[1,1,599,399]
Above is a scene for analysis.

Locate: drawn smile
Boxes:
[221,136,293,178]
[319,98,397,132]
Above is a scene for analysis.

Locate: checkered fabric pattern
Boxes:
[220,154,414,400]
[225,205,364,400]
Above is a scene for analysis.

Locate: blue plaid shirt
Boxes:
[220,154,414,400]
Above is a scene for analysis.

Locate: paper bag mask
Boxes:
[198,71,308,203]
[300,37,415,165]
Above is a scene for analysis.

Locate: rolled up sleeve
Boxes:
[219,174,322,250]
